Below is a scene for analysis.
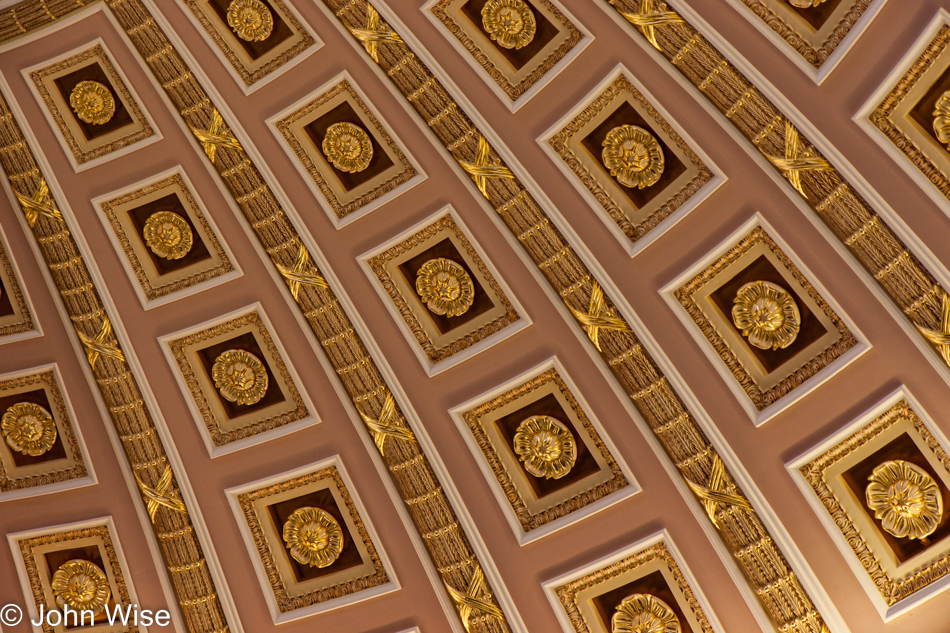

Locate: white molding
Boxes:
[660,212,871,426]
[447,356,639,545]
[418,0,594,112]
[536,62,726,258]
[224,455,400,624]
[787,386,950,620]
[357,204,532,377]
[16,36,163,173]
[0,221,43,346]
[264,69,427,230]
[89,165,243,310]
[157,302,321,458]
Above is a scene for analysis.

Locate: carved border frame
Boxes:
[0,222,39,344]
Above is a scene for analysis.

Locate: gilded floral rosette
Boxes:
[143,211,194,260]
[866,460,943,540]
[601,125,665,189]
[512,415,576,479]
[50,559,112,615]
[1,402,57,456]
[933,91,950,147]
[731,280,800,351]
[69,80,115,125]
[415,257,475,317]
[282,506,344,568]
[612,594,681,633]
[481,0,537,50]
[211,349,269,406]
[786,0,828,6]
[321,122,373,173]
[226,0,274,42]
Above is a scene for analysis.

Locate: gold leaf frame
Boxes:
[27,42,156,168]
[273,77,420,224]
[0,224,37,342]
[546,71,715,252]
[96,170,237,306]
[165,308,312,452]
[456,364,632,538]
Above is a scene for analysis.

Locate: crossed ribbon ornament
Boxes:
[444,566,504,632]
[15,179,63,228]
[764,121,832,199]
[569,280,631,352]
[457,135,515,200]
[617,0,684,51]
[76,317,126,370]
[918,291,950,368]
[358,392,416,457]
[348,4,404,63]
[686,453,752,529]
[190,108,243,164]
[276,244,328,301]
[135,465,187,524]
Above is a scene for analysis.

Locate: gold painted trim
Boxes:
[0,231,35,340]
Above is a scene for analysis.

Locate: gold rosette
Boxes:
[934,91,950,146]
[51,559,111,615]
[601,125,665,189]
[69,81,115,125]
[322,122,373,173]
[866,460,943,540]
[143,211,194,260]
[512,415,576,479]
[227,0,274,42]
[282,506,344,568]
[415,258,475,317]
[731,280,800,350]
[211,349,269,405]
[1,402,57,456]
[481,0,537,50]
[786,0,828,6]
[612,594,681,633]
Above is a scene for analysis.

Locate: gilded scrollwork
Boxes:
[512,415,576,479]
[481,0,536,50]
[211,349,269,406]
[866,460,943,540]
[1,402,57,456]
[731,281,800,350]
[68,80,115,125]
[50,559,112,614]
[142,211,193,260]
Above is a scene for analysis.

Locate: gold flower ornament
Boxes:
[143,211,193,260]
[51,559,111,615]
[211,349,269,405]
[481,0,537,50]
[282,506,344,568]
[933,91,950,147]
[731,281,800,350]
[866,460,943,540]
[415,258,475,317]
[227,0,274,42]
[785,0,829,7]
[612,594,680,633]
[513,415,576,479]
[1,402,57,456]
[602,125,665,189]
[69,81,115,125]
[322,122,373,173]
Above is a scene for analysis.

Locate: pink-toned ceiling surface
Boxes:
[0,0,948,631]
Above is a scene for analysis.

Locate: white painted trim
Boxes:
[536,62,726,258]
[418,0,594,112]
[0,221,43,346]
[787,386,950,620]
[357,204,533,377]
[659,212,871,426]
[89,165,243,310]
[15,36,163,173]
[224,456,400,624]
[264,69,428,230]
[448,356,640,545]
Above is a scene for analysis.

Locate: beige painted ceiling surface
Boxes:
[0,0,949,632]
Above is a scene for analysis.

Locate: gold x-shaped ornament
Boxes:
[276,244,328,301]
[348,4,404,63]
[15,179,63,228]
[617,0,684,51]
[764,121,831,199]
[686,453,752,529]
[190,108,243,164]
[569,280,631,352]
[358,392,416,457]
[444,566,504,632]
[76,317,126,370]
[135,465,187,524]
[919,291,950,368]
[456,135,515,200]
